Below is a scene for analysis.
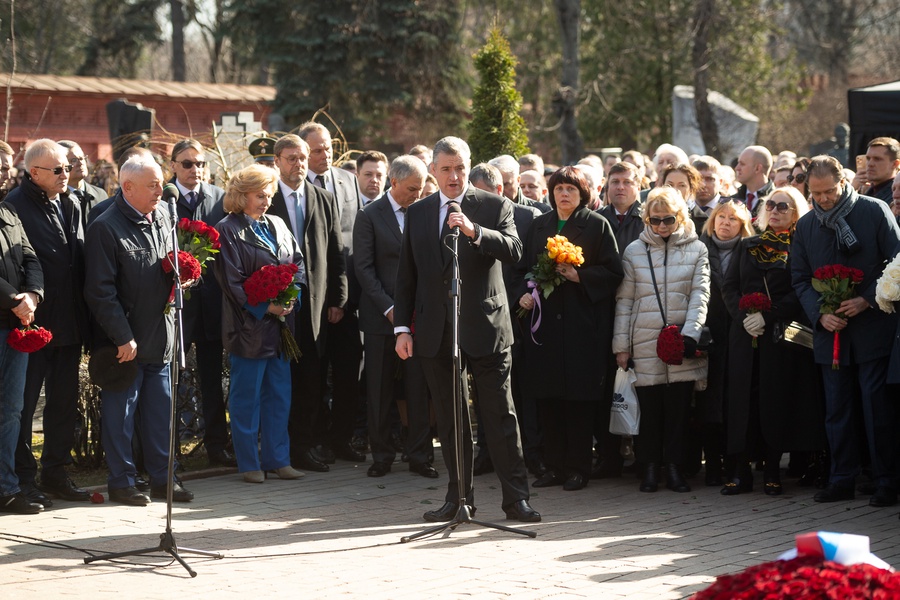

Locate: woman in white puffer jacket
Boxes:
[613,187,710,494]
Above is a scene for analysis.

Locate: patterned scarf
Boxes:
[812,185,859,255]
[748,229,792,270]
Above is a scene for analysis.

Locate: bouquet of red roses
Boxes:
[162,250,203,309]
[243,263,302,361]
[657,325,685,365]
[811,263,864,370]
[739,292,771,348]
[176,218,221,272]
[7,325,53,353]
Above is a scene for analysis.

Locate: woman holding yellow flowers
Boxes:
[515,166,623,491]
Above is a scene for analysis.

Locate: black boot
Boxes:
[666,464,691,493]
[639,463,659,493]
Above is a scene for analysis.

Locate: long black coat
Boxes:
[722,234,824,454]
[514,206,623,402]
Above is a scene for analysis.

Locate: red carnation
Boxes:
[7,325,53,353]
[162,250,202,281]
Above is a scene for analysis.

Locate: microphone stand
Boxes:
[401,223,535,542]
[85,195,224,577]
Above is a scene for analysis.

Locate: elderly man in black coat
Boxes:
[792,155,900,507]
[6,139,90,506]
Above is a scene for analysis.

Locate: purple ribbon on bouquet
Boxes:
[527,280,543,345]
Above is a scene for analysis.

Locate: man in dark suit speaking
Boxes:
[394,136,540,523]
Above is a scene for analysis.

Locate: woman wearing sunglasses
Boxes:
[788,157,810,200]
[720,187,824,497]
[613,187,710,494]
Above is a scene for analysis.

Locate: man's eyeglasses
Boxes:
[648,215,677,226]
[787,173,806,184]
[765,200,794,213]
[177,160,206,169]
[34,165,73,175]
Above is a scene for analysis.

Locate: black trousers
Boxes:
[538,398,595,479]
[635,381,693,466]
[288,292,325,457]
[364,333,431,465]
[184,320,228,454]
[322,312,363,447]
[16,344,81,485]
[419,322,529,506]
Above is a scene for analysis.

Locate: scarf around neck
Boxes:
[813,185,859,255]
[748,229,792,270]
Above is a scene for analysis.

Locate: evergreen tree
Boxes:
[467,27,529,165]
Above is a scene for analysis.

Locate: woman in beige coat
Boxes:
[613,187,710,493]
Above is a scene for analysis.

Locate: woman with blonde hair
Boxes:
[720,186,823,496]
[214,165,307,483]
[613,187,710,493]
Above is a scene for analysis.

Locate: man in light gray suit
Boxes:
[353,156,436,479]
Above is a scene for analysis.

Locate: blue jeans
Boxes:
[101,363,174,489]
[0,331,28,496]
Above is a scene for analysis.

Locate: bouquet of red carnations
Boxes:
[243,263,302,361]
[7,325,53,353]
[739,292,771,348]
[811,264,864,370]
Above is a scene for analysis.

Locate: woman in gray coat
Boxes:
[215,165,307,484]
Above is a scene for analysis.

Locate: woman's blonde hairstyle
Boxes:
[702,199,754,238]
[643,186,690,228]
[755,185,809,232]
[224,164,278,214]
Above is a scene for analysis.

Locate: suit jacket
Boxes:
[394,186,523,358]
[6,174,87,346]
[170,179,227,342]
[71,181,108,231]
[690,204,710,237]
[515,188,550,214]
[598,201,643,257]
[505,201,541,303]
[730,180,774,220]
[353,192,405,336]
[269,180,347,355]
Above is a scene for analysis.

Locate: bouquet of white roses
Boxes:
[875,252,900,313]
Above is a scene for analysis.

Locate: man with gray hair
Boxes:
[792,155,900,507]
[6,139,90,506]
[84,155,193,506]
[732,145,774,217]
[354,155,435,479]
[395,137,540,523]
[490,154,549,214]
[58,140,108,231]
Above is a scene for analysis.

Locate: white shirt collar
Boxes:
[439,184,468,206]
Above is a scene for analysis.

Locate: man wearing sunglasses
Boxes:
[58,140,108,232]
[168,139,235,469]
[5,139,91,507]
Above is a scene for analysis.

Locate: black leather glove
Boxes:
[683,335,698,358]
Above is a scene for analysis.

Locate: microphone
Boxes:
[162,183,180,203]
[446,201,461,237]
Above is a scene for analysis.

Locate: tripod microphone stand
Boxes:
[85,191,224,577]
[401,220,536,543]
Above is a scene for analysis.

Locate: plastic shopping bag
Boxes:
[609,367,640,436]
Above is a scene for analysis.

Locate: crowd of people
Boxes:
[1,131,899,527]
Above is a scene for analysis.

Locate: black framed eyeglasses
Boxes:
[34,165,73,175]
[765,200,793,213]
[787,173,806,184]
[648,215,677,226]
[178,160,206,169]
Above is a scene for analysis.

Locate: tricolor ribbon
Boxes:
[777,532,892,571]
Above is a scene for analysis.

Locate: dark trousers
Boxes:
[288,293,325,457]
[635,381,693,466]
[364,333,431,465]
[821,357,898,489]
[419,323,529,506]
[187,329,228,454]
[594,357,624,468]
[538,398,595,479]
[16,344,81,485]
[323,312,363,447]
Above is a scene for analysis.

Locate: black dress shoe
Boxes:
[0,493,43,514]
[109,486,151,506]
[38,477,90,502]
[532,471,565,488]
[208,448,238,468]
[869,487,898,507]
[665,464,691,493]
[424,502,460,522]
[720,477,754,495]
[473,454,494,476]
[315,445,336,464]
[563,472,587,491]
[295,449,330,472]
[503,499,541,523]
[150,480,194,502]
[21,484,53,507]
[367,462,391,477]
[333,443,366,463]
[640,463,659,493]
[409,462,439,478]
[814,485,855,503]
[134,475,151,492]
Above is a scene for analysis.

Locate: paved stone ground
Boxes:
[1,454,897,599]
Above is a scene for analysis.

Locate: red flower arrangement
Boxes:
[657,325,685,365]
[811,263,864,370]
[739,292,771,348]
[176,218,221,271]
[243,263,302,361]
[693,555,900,599]
[7,325,53,353]
[162,250,203,307]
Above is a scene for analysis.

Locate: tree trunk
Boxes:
[553,0,583,165]
[692,0,719,159]
[171,0,186,81]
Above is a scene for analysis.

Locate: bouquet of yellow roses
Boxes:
[517,235,585,321]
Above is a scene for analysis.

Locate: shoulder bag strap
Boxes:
[646,243,667,325]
